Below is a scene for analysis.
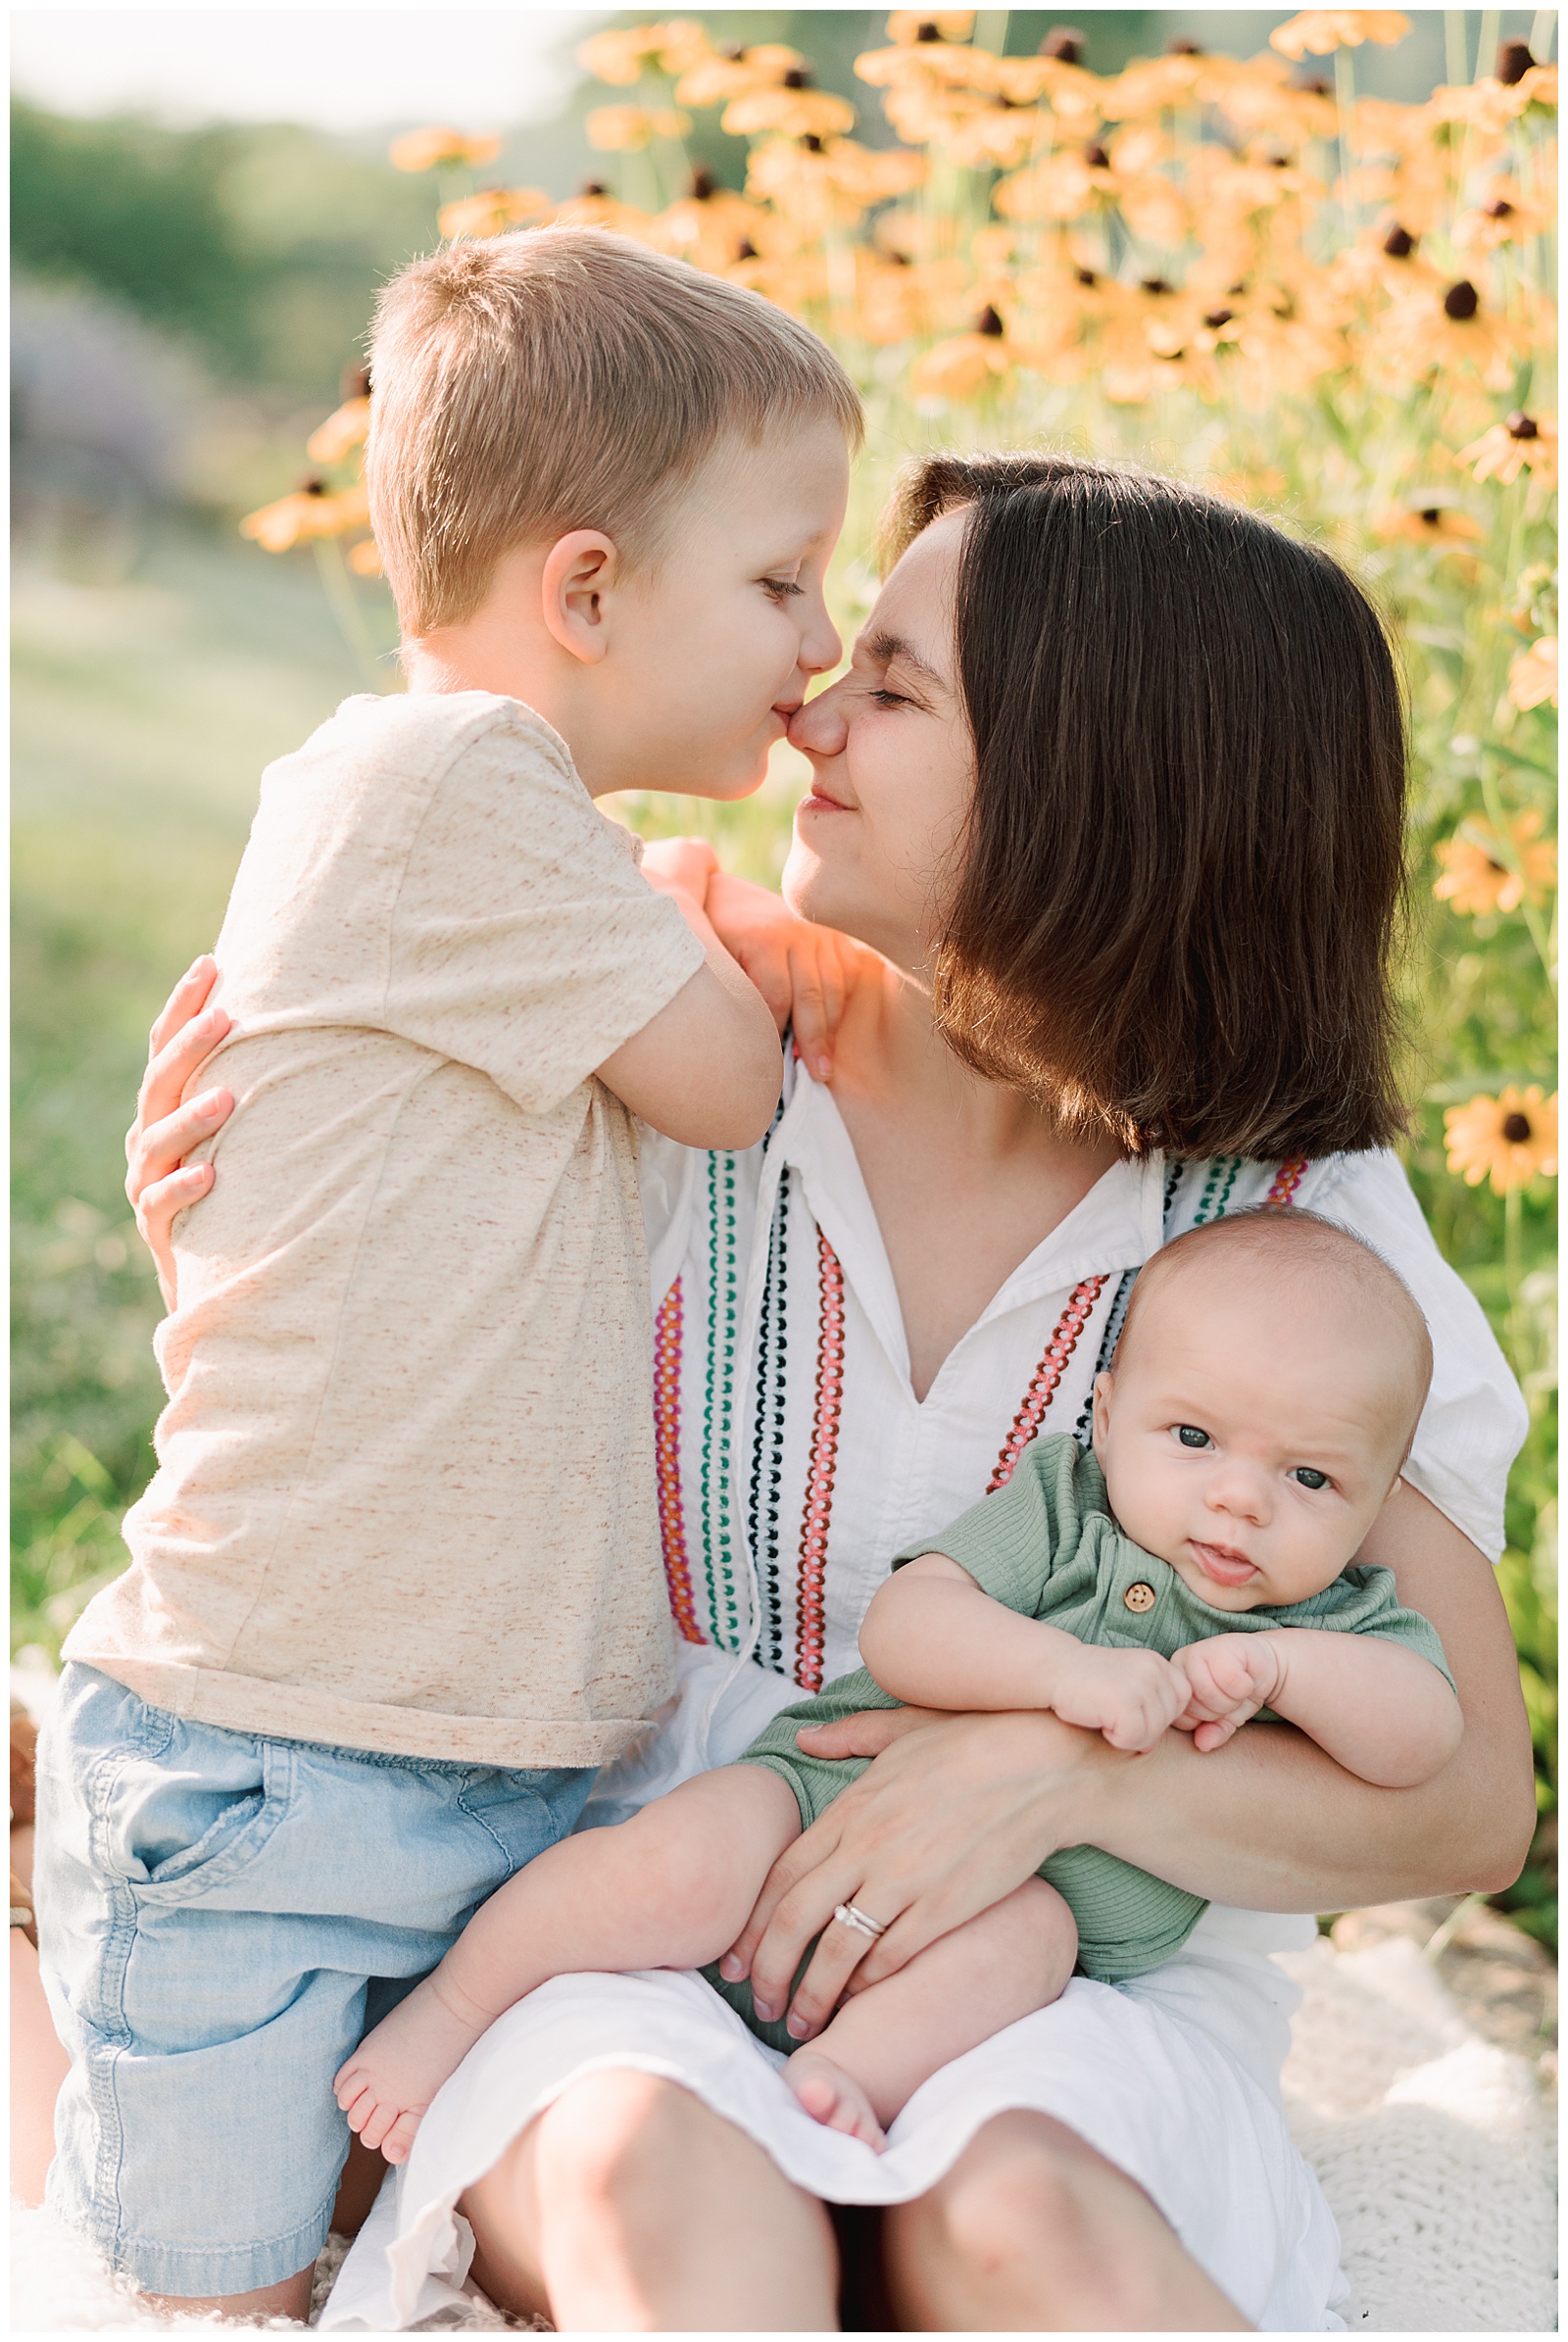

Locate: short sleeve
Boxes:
[891,1434,1101,1616]
[385,707,706,1115]
[1307,1151,1527,1561]
[1284,1562,1456,1692]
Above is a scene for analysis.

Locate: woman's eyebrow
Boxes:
[862,628,948,690]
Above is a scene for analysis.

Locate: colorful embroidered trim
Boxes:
[989,1276,1106,1491]
[1192,1154,1243,1225]
[653,1278,703,1645]
[795,1228,847,1690]
[1266,1157,1308,1206]
[748,1167,792,1676]
[700,1150,740,1650]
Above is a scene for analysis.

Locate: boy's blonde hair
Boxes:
[367,227,864,638]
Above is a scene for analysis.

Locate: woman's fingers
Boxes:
[786,938,845,1086]
[147,953,219,1057]
[790,1705,945,1763]
[130,1003,232,1160]
[125,1091,233,1207]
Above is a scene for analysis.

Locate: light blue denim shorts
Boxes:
[33,1662,593,2298]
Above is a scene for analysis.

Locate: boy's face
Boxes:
[1091,1268,1410,1612]
[601,418,849,800]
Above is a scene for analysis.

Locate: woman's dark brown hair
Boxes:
[885,452,1409,1161]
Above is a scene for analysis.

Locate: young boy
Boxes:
[335,1208,1461,2159]
[33,228,859,2317]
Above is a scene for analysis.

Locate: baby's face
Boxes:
[1092,1269,1408,1612]
[601,418,850,801]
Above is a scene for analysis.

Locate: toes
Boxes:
[381,2112,421,2165]
[792,2073,840,2123]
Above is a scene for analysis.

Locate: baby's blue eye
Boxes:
[1174,1425,1211,1449]
[1291,1466,1330,1490]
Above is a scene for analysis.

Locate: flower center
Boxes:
[1443,279,1481,320]
[1506,412,1541,440]
[1501,1112,1533,1144]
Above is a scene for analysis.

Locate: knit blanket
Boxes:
[11,1923,1555,2332]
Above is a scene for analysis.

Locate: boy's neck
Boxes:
[401,634,615,797]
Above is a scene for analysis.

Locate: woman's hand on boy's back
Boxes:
[125,955,235,1310]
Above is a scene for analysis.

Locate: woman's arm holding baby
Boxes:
[1171,1629,1463,1787]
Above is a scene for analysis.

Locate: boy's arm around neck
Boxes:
[598,876,782,1147]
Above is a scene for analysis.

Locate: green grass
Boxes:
[11,524,1554,1947]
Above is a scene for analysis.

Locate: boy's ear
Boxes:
[1091,1372,1113,1460]
[541,530,619,664]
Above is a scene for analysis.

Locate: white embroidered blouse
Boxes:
[639,1058,1526,1704]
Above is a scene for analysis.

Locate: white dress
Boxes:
[323,1064,1526,2333]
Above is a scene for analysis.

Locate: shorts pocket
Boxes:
[98,1731,292,1905]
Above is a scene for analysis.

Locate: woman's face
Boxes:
[781,506,974,975]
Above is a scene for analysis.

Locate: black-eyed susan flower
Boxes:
[306,397,372,465]
[1434,812,1557,915]
[586,104,690,153]
[1270,12,1411,59]
[438,186,549,241]
[241,480,368,554]
[388,127,501,173]
[1373,501,1485,546]
[722,74,856,141]
[1445,1088,1558,1192]
[576,25,669,86]
[1509,637,1559,710]
[1459,413,1558,491]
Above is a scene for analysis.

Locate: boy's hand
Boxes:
[1046,1644,1189,1754]
[1169,1635,1284,1752]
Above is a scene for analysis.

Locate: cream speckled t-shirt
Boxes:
[65,691,707,1764]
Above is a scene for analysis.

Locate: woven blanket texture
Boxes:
[11,1924,1555,2333]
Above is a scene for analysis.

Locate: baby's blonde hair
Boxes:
[1118,1207,1434,1456]
[367,227,863,639]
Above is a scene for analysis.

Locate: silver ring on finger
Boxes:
[832,1901,887,1942]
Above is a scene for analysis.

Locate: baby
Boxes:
[337,1208,1460,2161]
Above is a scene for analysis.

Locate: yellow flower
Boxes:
[1434,812,1556,915]
[885,10,976,41]
[586,105,689,153]
[674,44,804,108]
[240,480,368,554]
[305,396,371,465]
[1509,637,1560,710]
[1270,12,1411,60]
[388,126,501,173]
[911,317,1010,400]
[576,25,669,86]
[1376,278,1521,391]
[1458,413,1558,491]
[1453,185,1551,252]
[437,186,549,240]
[346,537,383,579]
[1373,501,1484,546]
[721,80,857,140]
[1445,1088,1558,1193]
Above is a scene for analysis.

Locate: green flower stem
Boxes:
[312,537,385,692]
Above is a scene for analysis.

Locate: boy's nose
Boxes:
[1207,1466,1270,1525]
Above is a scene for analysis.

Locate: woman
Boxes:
[128,456,1533,2331]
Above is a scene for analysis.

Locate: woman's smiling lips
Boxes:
[1190,1540,1260,1587]
[798,781,852,815]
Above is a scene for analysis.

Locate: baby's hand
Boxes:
[1049,1644,1189,1754]
[1170,1635,1284,1752]
[332,1973,491,2165]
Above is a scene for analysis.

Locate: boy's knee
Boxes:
[984,1876,1078,1991]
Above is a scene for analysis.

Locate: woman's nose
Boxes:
[788,679,850,756]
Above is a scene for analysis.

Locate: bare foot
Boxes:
[332,1975,488,2164]
[785,2048,887,2151]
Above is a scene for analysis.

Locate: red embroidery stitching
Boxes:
[1265,1157,1308,1207]
[654,1279,704,1644]
[988,1275,1107,1492]
[795,1230,846,1690]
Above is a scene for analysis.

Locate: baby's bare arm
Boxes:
[334,1766,800,2162]
[1177,1630,1462,1787]
[860,1554,1186,1754]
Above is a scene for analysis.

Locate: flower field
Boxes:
[21,11,1556,1939]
